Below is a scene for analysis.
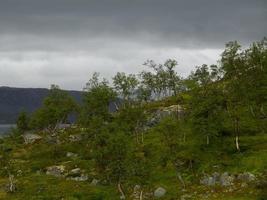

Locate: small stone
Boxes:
[68,174,88,182]
[69,168,81,176]
[91,178,99,186]
[46,165,65,177]
[66,152,78,158]
[154,187,166,198]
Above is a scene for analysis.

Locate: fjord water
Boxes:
[0,124,15,136]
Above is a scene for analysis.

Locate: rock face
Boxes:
[154,187,166,198]
[46,165,65,177]
[23,133,42,144]
[147,105,184,127]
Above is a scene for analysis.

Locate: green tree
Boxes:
[80,72,116,126]
[113,72,139,102]
[189,64,224,145]
[30,85,76,133]
[16,111,29,133]
[221,41,246,151]
[114,104,147,144]
[92,122,130,199]
[243,38,267,133]
[155,117,191,188]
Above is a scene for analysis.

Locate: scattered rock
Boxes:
[46,165,65,177]
[69,168,81,176]
[91,178,100,186]
[68,174,88,182]
[66,152,78,158]
[220,172,234,186]
[200,176,216,186]
[237,172,256,182]
[154,187,166,198]
[23,133,42,144]
[212,172,220,182]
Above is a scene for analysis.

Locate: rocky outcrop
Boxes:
[23,133,42,144]
[147,105,184,127]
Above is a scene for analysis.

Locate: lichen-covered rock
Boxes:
[154,187,166,198]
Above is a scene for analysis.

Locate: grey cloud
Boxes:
[0,0,266,89]
[0,0,266,49]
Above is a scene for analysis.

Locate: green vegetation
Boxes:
[0,38,266,199]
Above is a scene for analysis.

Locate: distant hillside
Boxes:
[0,87,83,124]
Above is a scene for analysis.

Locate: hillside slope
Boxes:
[0,87,82,123]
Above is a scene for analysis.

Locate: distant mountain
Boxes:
[0,87,83,124]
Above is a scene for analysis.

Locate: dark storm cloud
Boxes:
[0,0,266,89]
[0,0,266,49]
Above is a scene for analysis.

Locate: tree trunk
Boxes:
[140,190,143,200]
[235,134,240,151]
[8,173,15,193]
[141,132,144,144]
[235,118,240,151]
[183,132,186,143]
[118,182,125,199]
[206,135,210,145]
[177,172,186,189]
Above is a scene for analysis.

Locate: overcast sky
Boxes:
[0,0,266,90]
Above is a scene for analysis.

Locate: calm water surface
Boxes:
[0,124,16,136]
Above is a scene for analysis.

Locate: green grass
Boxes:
[0,130,266,199]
